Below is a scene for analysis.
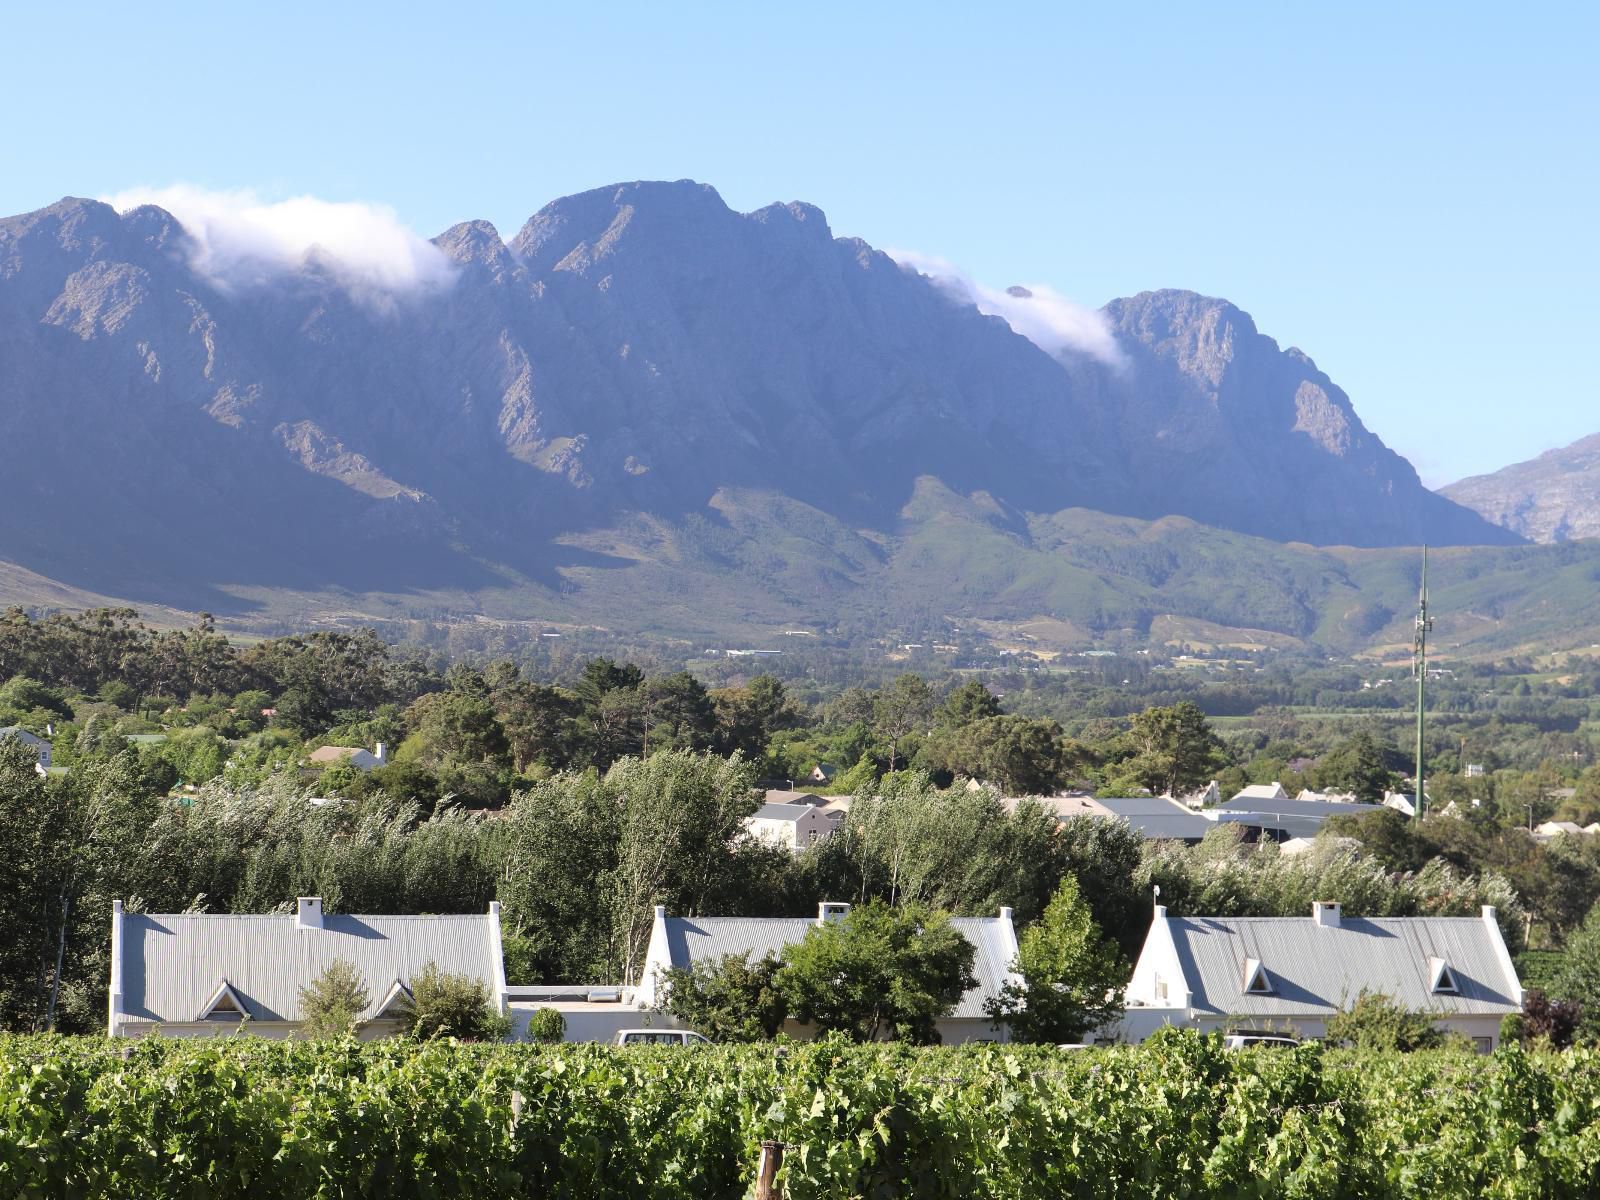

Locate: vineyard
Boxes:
[4,1030,1600,1198]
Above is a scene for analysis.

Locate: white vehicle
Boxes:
[610,1028,711,1046]
[1221,1033,1300,1050]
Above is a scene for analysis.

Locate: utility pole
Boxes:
[1412,547,1432,821]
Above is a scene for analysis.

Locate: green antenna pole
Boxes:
[1413,547,1431,821]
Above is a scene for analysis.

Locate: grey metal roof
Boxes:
[1166,914,1520,1017]
[660,915,1016,1020]
[1094,797,1219,842]
[1216,796,1377,840]
[119,911,499,1024]
[752,802,813,822]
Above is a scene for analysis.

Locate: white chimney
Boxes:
[817,901,851,926]
[374,742,389,766]
[297,897,324,930]
[1313,900,1341,928]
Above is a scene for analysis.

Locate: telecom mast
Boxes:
[1412,547,1432,821]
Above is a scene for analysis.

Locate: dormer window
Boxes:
[372,980,414,1020]
[1243,957,1273,995]
[198,980,247,1021]
[1429,957,1460,995]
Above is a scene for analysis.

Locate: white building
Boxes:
[0,726,51,775]
[1171,781,1221,810]
[1120,901,1522,1052]
[635,902,1020,1044]
[1382,791,1431,818]
[308,742,390,772]
[107,897,506,1038]
[1296,789,1357,804]
[744,798,841,851]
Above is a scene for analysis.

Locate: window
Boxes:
[1474,1037,1493,1055]
[1242,958,1273,995]
[197,981,247,1022]
[1428,958,1460,995]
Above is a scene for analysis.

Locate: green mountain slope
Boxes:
[8,481,1594,660]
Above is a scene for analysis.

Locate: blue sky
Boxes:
[4,1,1594,485]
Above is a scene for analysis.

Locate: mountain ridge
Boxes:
[0,180,1518,635]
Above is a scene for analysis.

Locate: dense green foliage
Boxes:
[10,1032,1600,1198]
[775,903,977,1044]
[1323,991,1445,1052]
[660,952,789,1042]
[408,962,509,1042]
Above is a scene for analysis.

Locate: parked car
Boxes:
[1221,1033,1300,1050]
[610,1028,711,1046]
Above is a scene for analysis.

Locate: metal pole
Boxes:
[1413,547,1431,822]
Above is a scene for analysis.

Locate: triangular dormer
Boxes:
[197,980,247,1022]
[372,979,414,1020]
[1428,957,1460,995]
[1242,957,1273,995]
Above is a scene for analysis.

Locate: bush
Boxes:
[408,962,510,1041]
[296,960,369,1038]
[658,952,786,1042]
[1323,990,1442,1051]
[525,1007,566,1044]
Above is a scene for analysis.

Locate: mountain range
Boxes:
[0,180,1594,657]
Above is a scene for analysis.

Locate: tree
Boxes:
[1107,703,1226,798]
[642,672,717,754]
[777,901,976,1043]
[1314,730,1398,802]
[936,680,1002,728]
[298,960,370,1038]
[657,951,787,1042]
[873,675,935,773]
[921,715,1074,795]
[1053,815,1148,955]
[407,961,508,1041]
[1322,990,1441,1051]
[712,675,795,760]
[496,682,582,773]
[985,874,1125,1043]
[1553,899,1600,1041]
[500,751,762,984]
[1520,989,1581,1048]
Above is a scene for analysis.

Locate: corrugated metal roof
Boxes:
[119,911,499,1023]
[1167,914,1519,1016]
[661,915,1016,1020]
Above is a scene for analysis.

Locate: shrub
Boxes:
[658,951,786,1042]
[1323,990,1441,1051]
[408,962,510,1041]
[525,1007,566,1044]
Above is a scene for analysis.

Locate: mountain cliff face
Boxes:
[0,181,1513,612]
[1443,434,1600,543]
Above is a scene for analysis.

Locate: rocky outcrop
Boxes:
[1444,434,1600,542]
